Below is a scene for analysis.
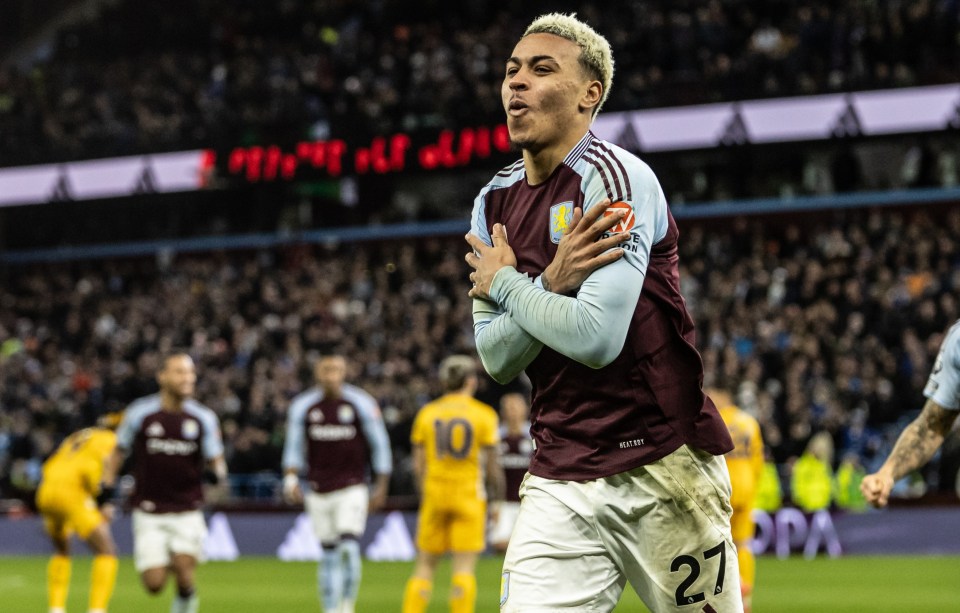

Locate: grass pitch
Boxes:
[2,554,959,612]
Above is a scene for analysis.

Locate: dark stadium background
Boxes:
[2,1,960,610]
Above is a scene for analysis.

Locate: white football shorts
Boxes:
[305,483,369,544]
[132,509,208,572]
[501,445,742,612]
[490,501,521,546]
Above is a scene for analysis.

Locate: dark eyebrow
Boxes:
[506,55,559,67]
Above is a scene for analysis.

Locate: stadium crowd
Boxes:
[1,205,959,508]
[1,0,958,167]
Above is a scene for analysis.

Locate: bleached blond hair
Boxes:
[523,12,614,118]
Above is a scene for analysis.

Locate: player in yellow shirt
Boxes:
[36,414,123,613]
[707,383,763,613]
[402,355,505,613]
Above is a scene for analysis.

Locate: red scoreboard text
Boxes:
[220,124,512,183]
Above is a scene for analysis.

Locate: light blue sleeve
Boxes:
[924,321,960,410]
[470,185,544,383]
[348,386,392,475]
[116,396,155,450]
[282,394,311,472]
[195,405,224,460]
[488,161,668,369]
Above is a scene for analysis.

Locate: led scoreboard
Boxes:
[221,124,513,182]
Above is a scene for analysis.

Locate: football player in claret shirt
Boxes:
[37,413,123,613]
[489,392,532,552]
[465,12,741,612]
[282,354,392,613]
[402,355,504,613]
[104,352,227,613]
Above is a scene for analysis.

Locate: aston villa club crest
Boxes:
[338,404,355,424]
[549,201,574,244]
[182,419,199,440]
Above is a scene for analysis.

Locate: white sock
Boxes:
[170,593,199,613]
[338,598,355,613]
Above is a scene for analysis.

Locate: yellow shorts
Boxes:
[416,482,486,554]
[36,485,104,541]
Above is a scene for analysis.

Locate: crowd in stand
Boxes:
[1,0,959,167]
[2,205,959,506]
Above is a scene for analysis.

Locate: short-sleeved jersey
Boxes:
[471,131,732,481]
[411,393,500,500]
[283,383,392,494]
[499,428,533,503]
[718,404,763,509]
[925,319,960,410]
[41,428,117,495]
[116,395,223,513]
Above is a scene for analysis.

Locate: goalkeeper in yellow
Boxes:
[707,383,763,613]
[402,355,505,613]
[36,414,122,613]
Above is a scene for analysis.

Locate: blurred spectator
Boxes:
[1,0,959,166]
[791,431,835,512]
[2,205,960,507]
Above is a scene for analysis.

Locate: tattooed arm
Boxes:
[860,399,959,507]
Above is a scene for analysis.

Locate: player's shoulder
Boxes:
[574,134,658,202]
[125,394,163,420]
[943,319,960,351]
[480,159,525,193]
[91,428,118,444]
[342,383,378,410]
[735,406,761,429]
[184,399,219,424]
[415,397,441,419]
[289,387,322,411]
[342,383,380,418]
[469,397,498,417]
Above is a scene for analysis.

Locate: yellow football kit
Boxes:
[719,403,764,610]
[411,393,499,554]
[36,427,118,540]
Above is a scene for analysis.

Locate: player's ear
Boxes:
[580,80,602,115]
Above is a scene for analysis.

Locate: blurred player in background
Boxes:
[36,413,123,613]
[104,352,227,613]
[282,354,392,613]
[402,355,505,613]
[862,320,960,506]
[465,12,740,611]
[489,392,531,552]
[707,382,763,613]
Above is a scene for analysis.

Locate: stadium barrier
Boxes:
[2,507,959,559]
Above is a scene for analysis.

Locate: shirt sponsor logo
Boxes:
[182,419,199,440]
[338,404,355,424]
[309,424,357,441]
[146,422,165,438]
[603,201,635,233]
[549,201,574,244]
[502,454,531,469]
[147,438,199,455]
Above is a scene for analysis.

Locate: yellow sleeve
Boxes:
[750,419,764,483]
[411,407,428,445]
[480,405,500,447]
